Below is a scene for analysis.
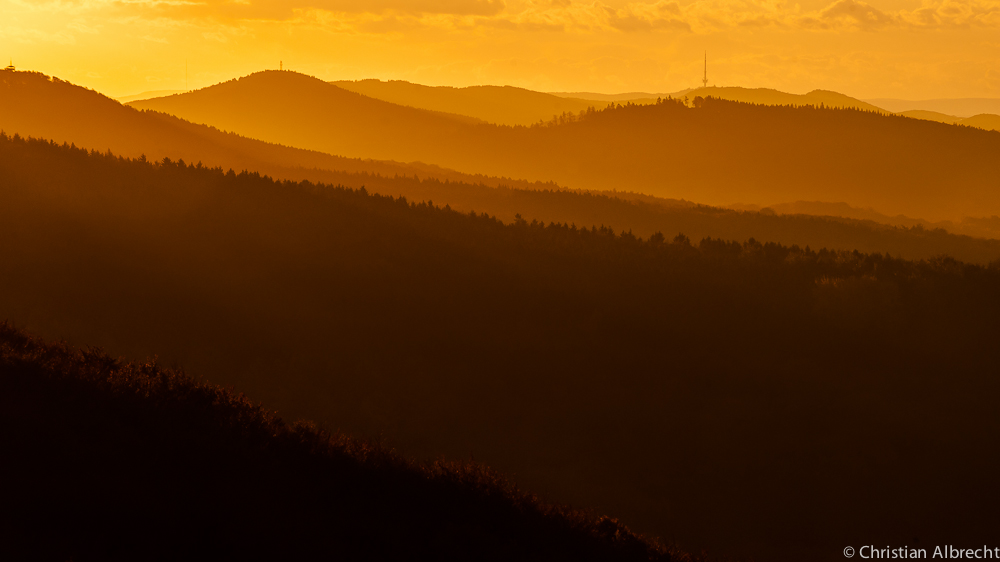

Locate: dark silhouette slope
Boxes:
[3,134,1000,561]
[0,323,681,562]
[131,72,1000,221]
[331,79,597,126]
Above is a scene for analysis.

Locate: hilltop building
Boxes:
[4,59,14,71]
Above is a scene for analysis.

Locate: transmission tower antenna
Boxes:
[702,51,708,88]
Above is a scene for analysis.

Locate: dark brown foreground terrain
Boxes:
[2,133,999,560]
[0,322,690,561]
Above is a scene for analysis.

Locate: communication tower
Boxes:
[4,58,14,71]
[702,52,708,88]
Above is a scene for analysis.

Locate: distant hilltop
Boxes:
[116,89,188,104]
[866,97,1000,118]
[327,79,1000,131]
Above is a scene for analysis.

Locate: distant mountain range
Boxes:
[332,79,598,127]
[337,81,1000,132]
[116,89,187,103]
[729,200,1000,241]
[892,110,1000,131]
[683,87,886,112]
[117,81,1000,133]
[6,68,1000,261]
[548,90,677,104]
[129,71,1000,222]
[0,70,538,190]
[866,97,1000,117]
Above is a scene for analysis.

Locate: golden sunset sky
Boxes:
[3,0,999,99]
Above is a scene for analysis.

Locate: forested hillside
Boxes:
[354,180,1000,263]
[131,71,1000,222]
[0,323,679,561]
[2,133,999,561]
[679,86,884,112]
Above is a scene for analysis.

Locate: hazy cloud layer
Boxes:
[8,0,1000,32]
[4,0,1000,99]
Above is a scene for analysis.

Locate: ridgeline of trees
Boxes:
[0,323,685,561]
[2,133,999,561]
[342,179,1000,263]
[131,70,1000,222]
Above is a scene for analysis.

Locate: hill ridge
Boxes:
[129,72,1000,222]
[3,132,1000,560]
[0,321,682,561]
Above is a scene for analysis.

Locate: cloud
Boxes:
[900,0,1000,29]
[106,0,506,19]
[316,0,506,16]
[813,0,895,30]
[0,24,77,44]
[356,15,424,33]
[12,0,1000,36]
[601,2,692,32]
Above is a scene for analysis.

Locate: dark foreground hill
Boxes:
[3,133,1000,561]
[0,323,682,562]
[131,70,1000,222]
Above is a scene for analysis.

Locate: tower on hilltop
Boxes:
[702,52,708,88]
[4,58,14,71]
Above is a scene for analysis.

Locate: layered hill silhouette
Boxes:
[7,69,1000,262]
[329,79,1000,132]
[130,70,1000,222]
[3,133,999,561]
[959,113,1000,131]
[891,110,1000,131]
[728,200,1000,242]
[332,79,598,126]
[664,89,1000,130]
[0,70,530,189]
[116,89,187,103]
[678,86,885,112]
[867,97,1000,117]
[352,179,1000,263]
[0,323,681,562]
[548,90,674,104]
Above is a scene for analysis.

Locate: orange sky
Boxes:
[3,0,999,99]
